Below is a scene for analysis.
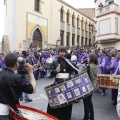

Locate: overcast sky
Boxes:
[0,0,95,42]
[63,0,95,8]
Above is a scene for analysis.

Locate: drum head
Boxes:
[9,104,58,120]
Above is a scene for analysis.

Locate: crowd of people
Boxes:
[0,45,119,120]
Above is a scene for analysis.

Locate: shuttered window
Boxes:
[35,0,40,11]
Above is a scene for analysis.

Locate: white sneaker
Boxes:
[100,93,105,96]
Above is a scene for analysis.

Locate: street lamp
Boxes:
[89,24,94,33]
[56,37,61,48]
[89,24,97,33]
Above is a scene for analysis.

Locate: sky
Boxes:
[0,0,95,43]
[0,0,5,43]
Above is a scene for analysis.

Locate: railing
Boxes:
[66,24,70,32]
[60,22,64,31]
[96,3,119,16]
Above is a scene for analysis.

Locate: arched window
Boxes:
[60,7,64,21]
[33,28,42,41]
[72,13,75,26]
[77,15,80,28]
[81,18,84,29]
[35,0,40,11]
[85,20,88,31]
[67,10,70,24]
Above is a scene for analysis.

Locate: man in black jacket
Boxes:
[0,52,36,119]
[47,47,78,120]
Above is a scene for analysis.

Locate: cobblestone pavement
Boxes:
[21,77,119,120]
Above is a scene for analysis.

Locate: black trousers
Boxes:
[83,94,94,120]
[47,103,72,120]
[112,89,118,102]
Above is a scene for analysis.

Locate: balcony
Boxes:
[67,24,70,33]
[85,31,88,38]
[96,3,119,17]
[77,29,80,36]
[81,30,84,37]
[60,22,64,31]
[72,26,75,34]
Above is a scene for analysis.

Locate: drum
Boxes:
[44,63,52,69]
[9,104,58,120]
[97,74,120,89]
[44,72,94,108]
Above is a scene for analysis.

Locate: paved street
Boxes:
[21,77,119,120]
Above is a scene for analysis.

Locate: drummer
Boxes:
[0,53,36,119]
[47,47,78,120]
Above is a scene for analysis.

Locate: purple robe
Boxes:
[80,53,88,64]
[98,56,106,74]
[77,55,82,62]
[45,54,50,60]
[32,58,39,79]
[0,60,5,68]
[53,54,58,59]
[40,61,46,76]
[111,58,120,102]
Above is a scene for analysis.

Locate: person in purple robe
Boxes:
[44,51,50,60]
[39,58,46,78]
[109,50,120,105]
[80,51,89,64]
[77,54,82,62]
[0,56,6,68]
[30,53,39,80]
[106,53,114,74]
[98,50,107,95]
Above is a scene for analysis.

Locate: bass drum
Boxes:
[9,104,58,120]
[44,72,94,108]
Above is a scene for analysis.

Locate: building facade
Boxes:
[3,0,95,52]
[95,0,120,49]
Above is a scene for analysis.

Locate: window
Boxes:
[33,28,42,40]
[77,16,80,28]
[35,0,40,11]
[115,18,118,34]
[66,33,70,46]
[72,13,75,26]
[60,7,64,22]
[81,37,84,46]
[60,31,64,45]
[67,10,70,24]
[72,34,75,46]
[85,22,87,31]
[99,18,111,35]
[81,19,83,29]
[85,38,87,46]
[89,39,91,45]
[77,36,79,45]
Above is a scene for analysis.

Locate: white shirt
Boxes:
[71,55,77,61]
[46,57,53,63]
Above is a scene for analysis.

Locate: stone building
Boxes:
[3,0,95,51]
[95,0,120,49]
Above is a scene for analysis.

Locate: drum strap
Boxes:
[65,59,79,72]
